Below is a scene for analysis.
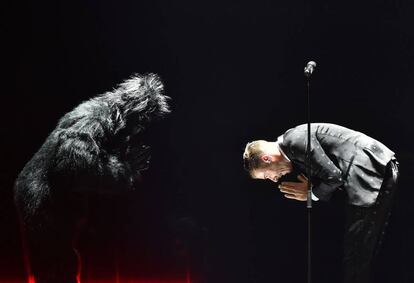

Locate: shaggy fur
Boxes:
[14,73,170,283]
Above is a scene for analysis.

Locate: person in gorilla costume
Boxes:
[14,73,170,283]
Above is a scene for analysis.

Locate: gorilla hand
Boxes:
[126,143,151,172]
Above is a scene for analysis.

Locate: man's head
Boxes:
[243,140,292,182]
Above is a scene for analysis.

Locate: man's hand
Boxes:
[278,174,309,201]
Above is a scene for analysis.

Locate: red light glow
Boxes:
[25,280,189,283]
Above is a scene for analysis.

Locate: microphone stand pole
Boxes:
[305,71,313,283]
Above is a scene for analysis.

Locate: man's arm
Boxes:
[281,127,344,201]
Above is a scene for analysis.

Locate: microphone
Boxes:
[304,61,317,77]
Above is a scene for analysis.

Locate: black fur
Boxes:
[14,73,170,283]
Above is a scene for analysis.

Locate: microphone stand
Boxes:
[305,66,314,283]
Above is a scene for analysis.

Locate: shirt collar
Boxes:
[277,135,291,162]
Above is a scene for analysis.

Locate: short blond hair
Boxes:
[243,140,267,172]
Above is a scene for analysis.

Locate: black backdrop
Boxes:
[2,0,414,282]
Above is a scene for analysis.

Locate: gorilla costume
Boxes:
[14,73,170,283]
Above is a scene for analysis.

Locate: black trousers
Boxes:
[343,158,399,283]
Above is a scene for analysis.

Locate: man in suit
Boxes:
[243,123,399,283]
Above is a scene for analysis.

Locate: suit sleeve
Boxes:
[284,128,344,201]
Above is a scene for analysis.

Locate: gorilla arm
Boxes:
[50,124,140,194]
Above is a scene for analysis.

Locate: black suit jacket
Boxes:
[278,123,395,207]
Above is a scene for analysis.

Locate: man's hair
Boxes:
[243,140,267,172]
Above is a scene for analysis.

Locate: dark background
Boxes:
[2,0,414,282]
